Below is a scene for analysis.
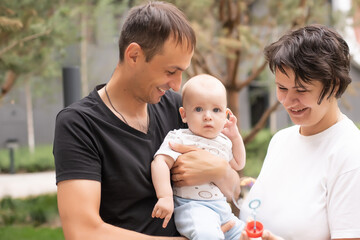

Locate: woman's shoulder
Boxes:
[271,125,299,141]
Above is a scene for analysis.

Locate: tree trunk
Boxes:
[25,77,35,153]
[0,70,17,103]
[244,101,281,144]
[227,89,240,128]
[81,4,89,97]
[269,87,278,133]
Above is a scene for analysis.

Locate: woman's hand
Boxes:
[239,229,285,240]
[262,230,285,240]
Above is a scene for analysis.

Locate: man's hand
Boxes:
[151,197,174,228]
[169,142,227,187]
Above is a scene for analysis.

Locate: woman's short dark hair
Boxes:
[118,1,196,62]
[264,24,352,104]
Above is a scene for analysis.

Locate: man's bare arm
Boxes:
[57,179,186,240]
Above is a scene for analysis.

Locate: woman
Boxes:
[240,25,360,240]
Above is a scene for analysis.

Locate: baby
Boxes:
[151,74,246,240]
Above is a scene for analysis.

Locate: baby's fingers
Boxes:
[162,214,171,228]
[151,206,158,218]
[152,205,163,218]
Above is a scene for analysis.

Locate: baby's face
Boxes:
[181,87,227,139]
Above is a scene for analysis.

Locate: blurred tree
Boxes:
[0,0,79,151]
[0,0,79,101]
[169,0,332,143]
[77,0,130,96]
[0,0,131,151]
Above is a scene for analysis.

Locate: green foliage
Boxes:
[243,129,273,178]
[0,0,79,95]
[0,226,64,240]
[0,144,54,173]
[0,194,59,227]
[268,0,331,28]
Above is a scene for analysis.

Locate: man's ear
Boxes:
[125,42,142,64]
[179,107,187,123]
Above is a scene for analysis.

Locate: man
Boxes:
[54,2,240,239]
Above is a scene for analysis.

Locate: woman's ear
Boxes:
[179,107,187,123]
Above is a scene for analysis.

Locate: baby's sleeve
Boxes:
[154,130,183,162]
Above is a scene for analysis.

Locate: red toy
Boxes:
[246,199,263,239]
[246,220,263,238]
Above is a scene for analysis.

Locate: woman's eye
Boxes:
[195,107,202,112]
[278,86,287,91]
[297,89,308,93]
[167,71,176,75]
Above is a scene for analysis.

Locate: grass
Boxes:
[0,144,54,173]
[0,226,64,240]
[243,129,273,178]
[0,194,63,239]
[0,194,59,226]
[0,193,64,240]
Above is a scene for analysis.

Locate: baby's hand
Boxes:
[222,109,241,140]
[151,196,174,228]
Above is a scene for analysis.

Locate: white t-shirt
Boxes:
[240,116,360,240]
[154,128,233,200]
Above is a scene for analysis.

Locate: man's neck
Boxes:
[99,66,149,132]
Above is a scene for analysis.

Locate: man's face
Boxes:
[130,37,194,104]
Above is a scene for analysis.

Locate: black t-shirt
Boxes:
[53,84,185,236]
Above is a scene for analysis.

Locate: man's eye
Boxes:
[167,71,176,75]
[195,107,202,112]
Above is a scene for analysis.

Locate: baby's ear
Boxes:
[179,107,187,123]
[226,108,232,119]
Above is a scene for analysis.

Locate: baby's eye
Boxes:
[195,107,202,112]
[213,108,221,113]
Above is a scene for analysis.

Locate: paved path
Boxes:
[0,171,57,199]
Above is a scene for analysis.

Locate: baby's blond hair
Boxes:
[181,74,226,106]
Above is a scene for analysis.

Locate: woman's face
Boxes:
[275,67,340,136]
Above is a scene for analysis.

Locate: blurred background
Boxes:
[0,0,359,239]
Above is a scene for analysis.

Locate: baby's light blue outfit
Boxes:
[154,129,245,240]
